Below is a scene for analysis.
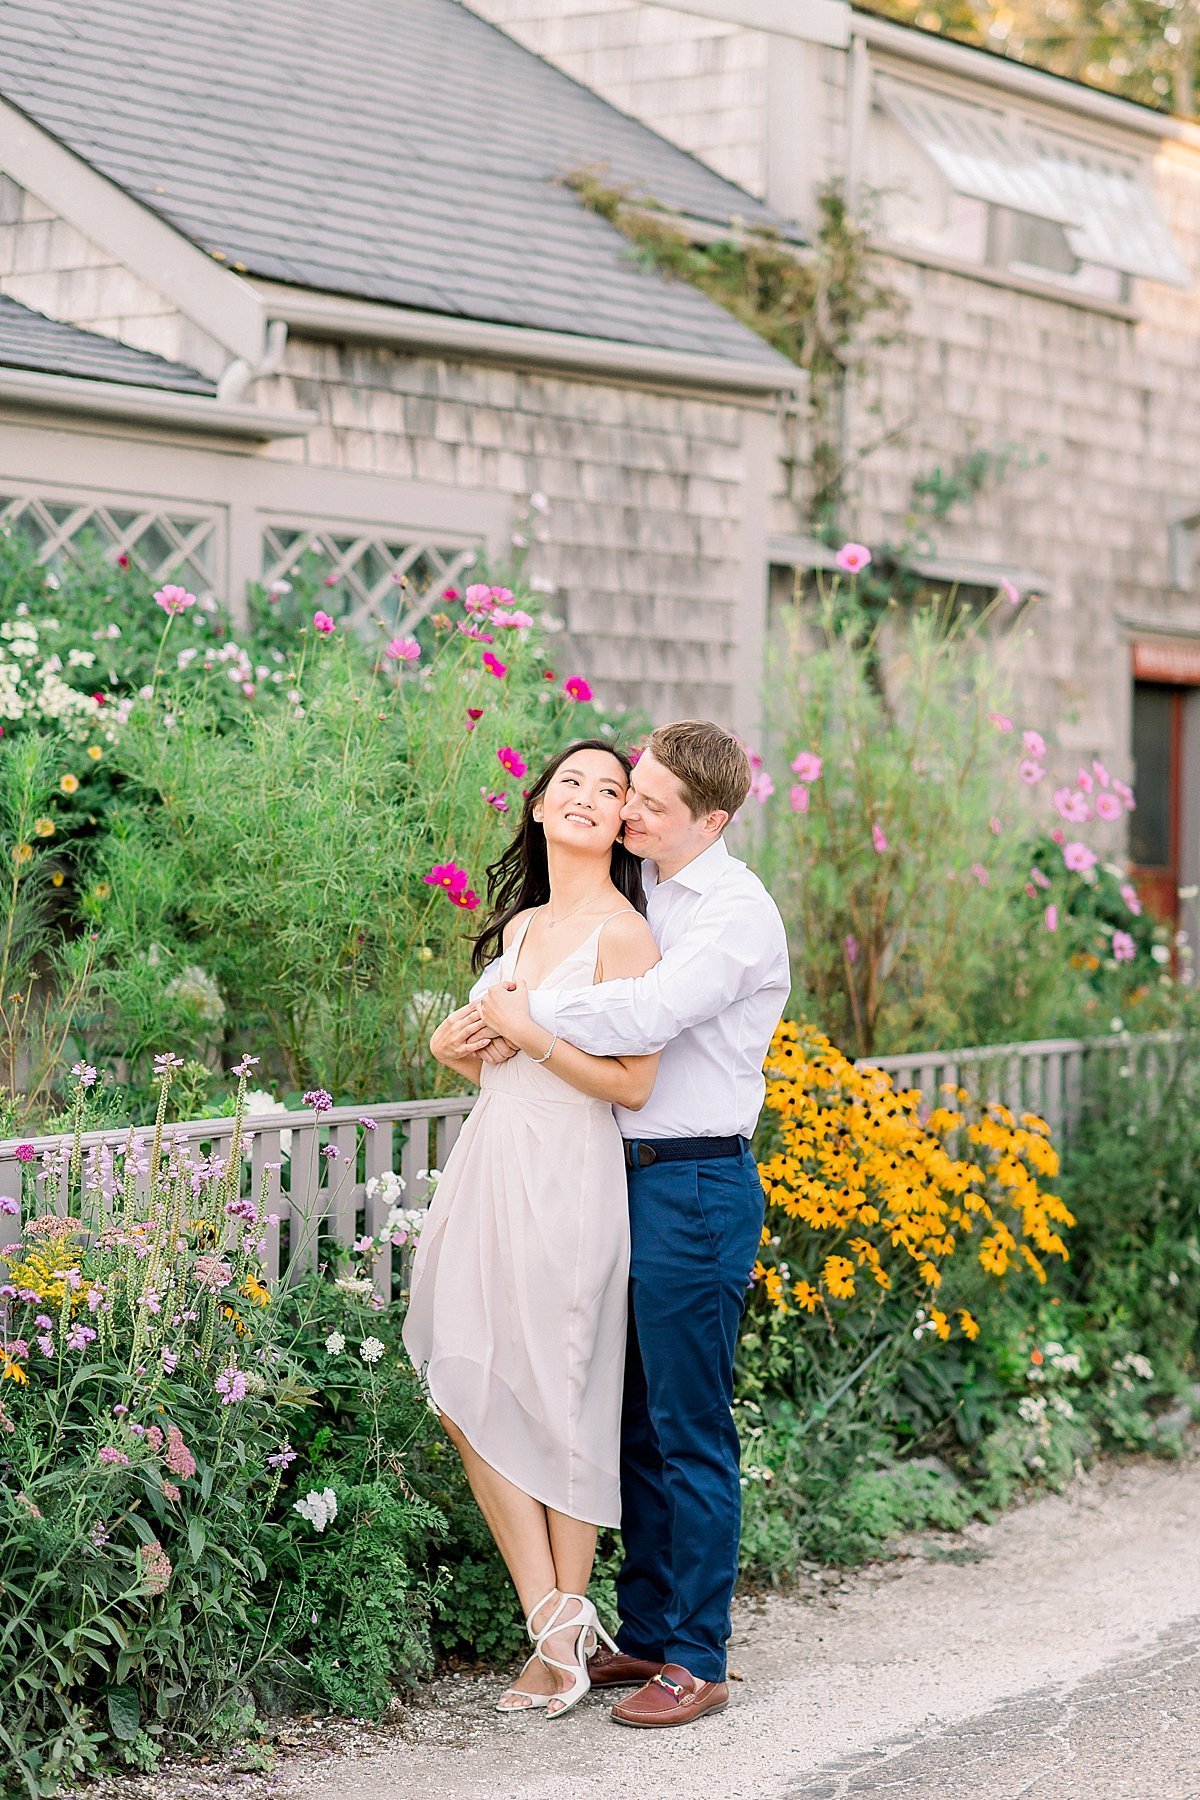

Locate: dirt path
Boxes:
[92,1450,1200,1800]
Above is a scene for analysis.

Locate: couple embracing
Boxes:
[403,721,788,1728]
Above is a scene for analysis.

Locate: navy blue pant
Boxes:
[614,1144,765,1683]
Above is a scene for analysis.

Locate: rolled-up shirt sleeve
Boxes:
[531,892,786,1056]
[468,955,503,1005]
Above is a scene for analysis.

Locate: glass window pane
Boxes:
[1131,683,1174,868]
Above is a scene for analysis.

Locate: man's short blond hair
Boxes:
[645,720,752,820]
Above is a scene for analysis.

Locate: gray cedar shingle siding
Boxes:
[0,293,215,391]
[0,0,794,366]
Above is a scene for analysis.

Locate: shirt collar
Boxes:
[643,836,732,896]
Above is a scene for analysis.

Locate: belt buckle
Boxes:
[638,1143,657,1167]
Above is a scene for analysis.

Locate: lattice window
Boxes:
[261,521,481,635]
[0,487,221,594]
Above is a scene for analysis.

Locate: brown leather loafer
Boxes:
[587,1646,664,1688]
[610,1662,729,1728]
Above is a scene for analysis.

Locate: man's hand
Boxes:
[480,979,534,1047]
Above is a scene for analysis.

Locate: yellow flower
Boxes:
[13,843,33,864]
[792,1279,820,1312]
[823,1254,856,1299]
[60,774,80,794]
[241,1274,271,1307]
[958,1310,980,1340]
[91,882,110,901]
[51,871,64,887]
[930,1307,951,1341]
[33,818,55,838]
[87,745,103,760]
[2,1356,28,1384]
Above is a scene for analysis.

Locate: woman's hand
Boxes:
[430,1003,491,1070]
[479,979,538,1050]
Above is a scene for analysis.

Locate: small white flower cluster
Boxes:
[1113,1351,1154,1382]
[164,963,226,1023]
[293,1486,338,1532]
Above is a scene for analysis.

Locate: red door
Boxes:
[1130,680,1183,925]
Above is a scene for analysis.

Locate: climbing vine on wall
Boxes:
[567,171,901,525]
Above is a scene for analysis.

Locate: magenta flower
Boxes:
[497,746,528,779]
[1075,766,1094,794]
[424,861,468,896]
[970,863,989,886]
[0,1196,17,1215]
[988,712,1013,733]
[844,934,859,965]
[481,788,510,813]
[1094,791,1122,823]
[835,542,872,574]
[385,636,421,663]
[1022,730,1046,760]
[312,611,336,636]
[790,751,823,783]
[1092,759,1111,788]
[1053,787,1091,824]
[1062,841,1098,873]
[302,1088,334,1113]
[154,584,196,615]
[466,707,484,731]
[458,621,495,644]
[1030,867,1051,890]
[1000,577,1020,605]
[1112,930,1136,963]
[14,1145,35,1164]
[482,652,507,679]
[789,784,810,814]
[872,823,888,854]
[1045,904,1058,932]
[464,583,496,613]
[448,887,480,911]
[564,675,593,703]
[1120,882,1142,916]
[1018,759,1045,786]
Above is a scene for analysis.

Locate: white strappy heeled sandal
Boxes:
[495,1588,562,1712]
[540,1591,620,1721]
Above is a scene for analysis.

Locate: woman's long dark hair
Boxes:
[471,738,646,971]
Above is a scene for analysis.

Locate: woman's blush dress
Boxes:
[402,913,630,1527]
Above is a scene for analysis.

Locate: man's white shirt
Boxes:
[525,837,790,1139]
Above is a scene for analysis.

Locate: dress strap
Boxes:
[505,909,539,976]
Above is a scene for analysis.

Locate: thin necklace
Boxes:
[544,892,609,929]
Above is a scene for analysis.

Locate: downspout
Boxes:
[835,25,873,530]
[216,318,289,403]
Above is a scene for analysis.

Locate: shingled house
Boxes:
[470,0,1200,935]
[0,0,804,726]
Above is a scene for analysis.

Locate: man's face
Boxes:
[620,750,724,877]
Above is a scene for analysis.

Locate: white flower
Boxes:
[334,1275,374,1297]
[1018,1395,1047,1424]
[360,1336,384,1364]
[164,964,226,1023]
[66,647,96,668]
[324,1330,346,1354]
[293,1486,338,1532]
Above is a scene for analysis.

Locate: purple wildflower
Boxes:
[303,1088,333,1114]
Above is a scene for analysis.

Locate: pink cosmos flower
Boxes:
[564,675,593,703]
[790,784,810,814]
[1062,841,1098,873]
[1092,759,1111,788]
[970,863,989,886]
[1022,730,1046,760]
[154,584,196,615]
[1045,904,1058,932]
[458,621,495,644]
[872,823,888,854]
[424,862,469,896]
[1075,767,1093,794]
[988,712,1013,733]
[1018,759,1045,786]
[489,586,514,608]
[835,542,872,574]
[844,934,859,965]
[385,636,421,662]
[448,887,480,911]
[1051,827,1065,845]
[312,611,335,636]
[748,770,775,803]
[464,583,496,614]
[790,751,823,783]
[1093,791,1122,823]
[1111,778,1136,812]
[481,788,510,813]
[1120,882,1142,916]
[497,747,527,779]
[1000,577,1020,605]
[491,609,534,630]
[466,707,484,732]
[1112,930,1136,963]
[1030,867,1051,890]
[482,652,507,679]
[989,816,1002,835]
[1053,787,1091,824]
[1025,883,1037,899]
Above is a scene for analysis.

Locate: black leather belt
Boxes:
[622,1135,747,1169]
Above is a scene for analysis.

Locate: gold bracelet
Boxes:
[529,1034,557,1065]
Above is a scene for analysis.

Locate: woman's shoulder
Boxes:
[596,907,658,967]
[501,906,539,949]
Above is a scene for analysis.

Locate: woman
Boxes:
[403,739,660,1719]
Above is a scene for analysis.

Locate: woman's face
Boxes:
[537,748,629,858]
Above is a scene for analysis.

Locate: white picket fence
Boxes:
[0,1030,1182,1299]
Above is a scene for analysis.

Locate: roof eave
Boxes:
[0,364,317,437]
[253,282,805,396]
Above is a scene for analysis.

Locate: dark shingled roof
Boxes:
[0,0,795,368]
[0,293,216,391]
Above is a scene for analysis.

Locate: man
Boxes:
[477,719,789,1728]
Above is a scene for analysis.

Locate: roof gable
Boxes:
[0,294,215,391]
[0,0,793,367]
